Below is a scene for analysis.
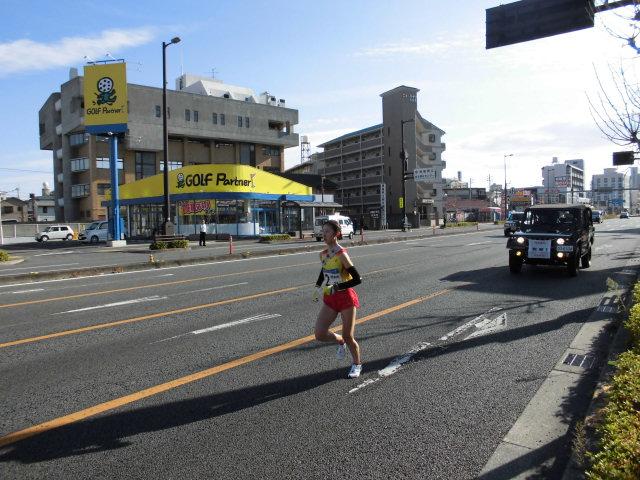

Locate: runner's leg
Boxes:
[340,306,361,365]
[314,303,342,343]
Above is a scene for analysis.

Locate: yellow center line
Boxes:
[0,263,414,349]
[0,288,450,448]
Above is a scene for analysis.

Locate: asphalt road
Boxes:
[0,218,638,479]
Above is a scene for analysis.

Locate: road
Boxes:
[0,218,638,479]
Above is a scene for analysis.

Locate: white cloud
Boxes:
[0,27,156,75]
[354,34,481,59]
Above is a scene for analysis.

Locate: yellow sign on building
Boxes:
[83,62,128,134]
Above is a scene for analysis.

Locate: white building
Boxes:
[591,168,631,213]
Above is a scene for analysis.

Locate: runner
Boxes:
[313,219,363,378]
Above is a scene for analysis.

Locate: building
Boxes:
[591,167,631,213]
[541,157,584,204]
[28,183,56,222]
[0,197,28,222]
[315,85,446,229]
[39,71,299,222]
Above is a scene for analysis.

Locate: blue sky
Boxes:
[0,0,637,198]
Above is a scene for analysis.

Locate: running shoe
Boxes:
[336,342,347,360]
[348,364,362,378]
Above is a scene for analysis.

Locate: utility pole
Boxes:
[401,118,415,231]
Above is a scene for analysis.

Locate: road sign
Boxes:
[613,150,635,166]
[610,198,624,206]
[486,0,595,49]
[369,210,379,219]
[413,168,437,182]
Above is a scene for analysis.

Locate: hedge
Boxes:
[0,250,9,262]
[258,234,291,243]
[586,283,640,479]
[149,239,189,250]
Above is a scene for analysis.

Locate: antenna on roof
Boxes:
[180,45,184,76]
[211,68,217,79]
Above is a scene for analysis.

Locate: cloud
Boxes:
[0,27,156,75]
[354,34,481,59]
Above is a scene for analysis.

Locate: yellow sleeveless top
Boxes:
[320,247,352,286]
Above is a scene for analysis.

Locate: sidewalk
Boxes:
[0,223,502,285]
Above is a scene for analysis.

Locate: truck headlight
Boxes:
[557,238,565,245]
[516,237,525,244]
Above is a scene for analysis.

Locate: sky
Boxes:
[1,0,639,199]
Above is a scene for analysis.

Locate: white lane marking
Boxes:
[378,341,432,377]
[51,295,167,314]
[463,313,508,340]
[9,288,45,294]
[169,282,248,297]
[0,229,496,288]
[33,251,75,257]
[348,378,380,394]
[439,308,502,341]
[157,274,174,277]
[151,313,282,344]
[0,262,80,272]
[466,240,493,246]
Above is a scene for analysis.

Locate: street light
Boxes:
[401,118,415,232]
[162,36,181,236]
[503,153,513,220]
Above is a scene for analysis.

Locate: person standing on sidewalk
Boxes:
[313,220,363,378]
[199,219,207,246]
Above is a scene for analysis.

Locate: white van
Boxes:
[314,214,354,241]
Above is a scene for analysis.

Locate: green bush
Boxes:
[168,239,189,249]
[149,241,168,250]
[0,250,9,262]
[259,234,291,243]
[586,281,640,479]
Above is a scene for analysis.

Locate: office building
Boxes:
[541,157,584,204]
[591,167,631,212]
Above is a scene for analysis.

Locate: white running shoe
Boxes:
[336,342,347,360]
[348,364,362,378]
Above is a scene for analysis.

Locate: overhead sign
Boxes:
[613,150,635,166]
[413,168,437,182]
[486,0,595,49]
[83,62,128,134]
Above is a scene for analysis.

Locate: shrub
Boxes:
[259,234,291,243]
[168,239,189,249]
[149,241,168,250]
[627,304,640,351]
[0,250,9,262]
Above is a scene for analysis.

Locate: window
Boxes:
[39,123,46,135]
[388,166,392,176]
[70,157,89,172]
[220,113,225,125]
[2,206,13,214]
[135,151,157,180]
[42,207,48,213]
[159,161,183,171]
[388,147,391,157]
[155,105,161,118]
[263,146,280,156]
[245,117,250,128]
[238,116,243,127]
[194,110,199,122]
[185,109,191,121]
[97,183,111,195]
[96,158,123,169]
[212,113,218,125]
[71,184,90,197]
[167,107,171,119]
[69,132,89,146]
[429,133,436,143]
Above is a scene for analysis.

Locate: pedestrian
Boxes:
[313,219,363,378]
[199,218,207,246]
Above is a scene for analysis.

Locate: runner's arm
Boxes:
[332,265,362,291]
[315,269,324,287]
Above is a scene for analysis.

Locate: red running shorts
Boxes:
[323,288,360,312]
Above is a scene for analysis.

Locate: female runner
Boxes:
[313,220,363,378]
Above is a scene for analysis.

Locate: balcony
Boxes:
[361,156,383,169]
[70,157,89,172]
[324,164,342,175]
[360,137,383,150]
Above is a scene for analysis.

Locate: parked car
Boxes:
[620,211,630,219]
[504,211,526,236]
[79,221,109,243]
[591,210,603,223]
[35,225,75,242]
[314,214,354,241]
[506,204,594,277]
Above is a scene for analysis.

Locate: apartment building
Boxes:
[591,167,631,212]
[314,86,446,229]
[39,71,299,222]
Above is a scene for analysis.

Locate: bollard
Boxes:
[432,225,436,235]
[477,222,479,231]
[360,230,364,243]
[229,235,234,254]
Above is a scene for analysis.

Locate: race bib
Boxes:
[323,268,341,285]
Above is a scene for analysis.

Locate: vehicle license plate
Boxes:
[556,245,574,252]
[528,239,551,259]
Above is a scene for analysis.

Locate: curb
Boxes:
[0,225,500,285]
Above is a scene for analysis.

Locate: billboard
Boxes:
[83,63,128,134]
[486,0,595,49]
[555,176,570,188]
